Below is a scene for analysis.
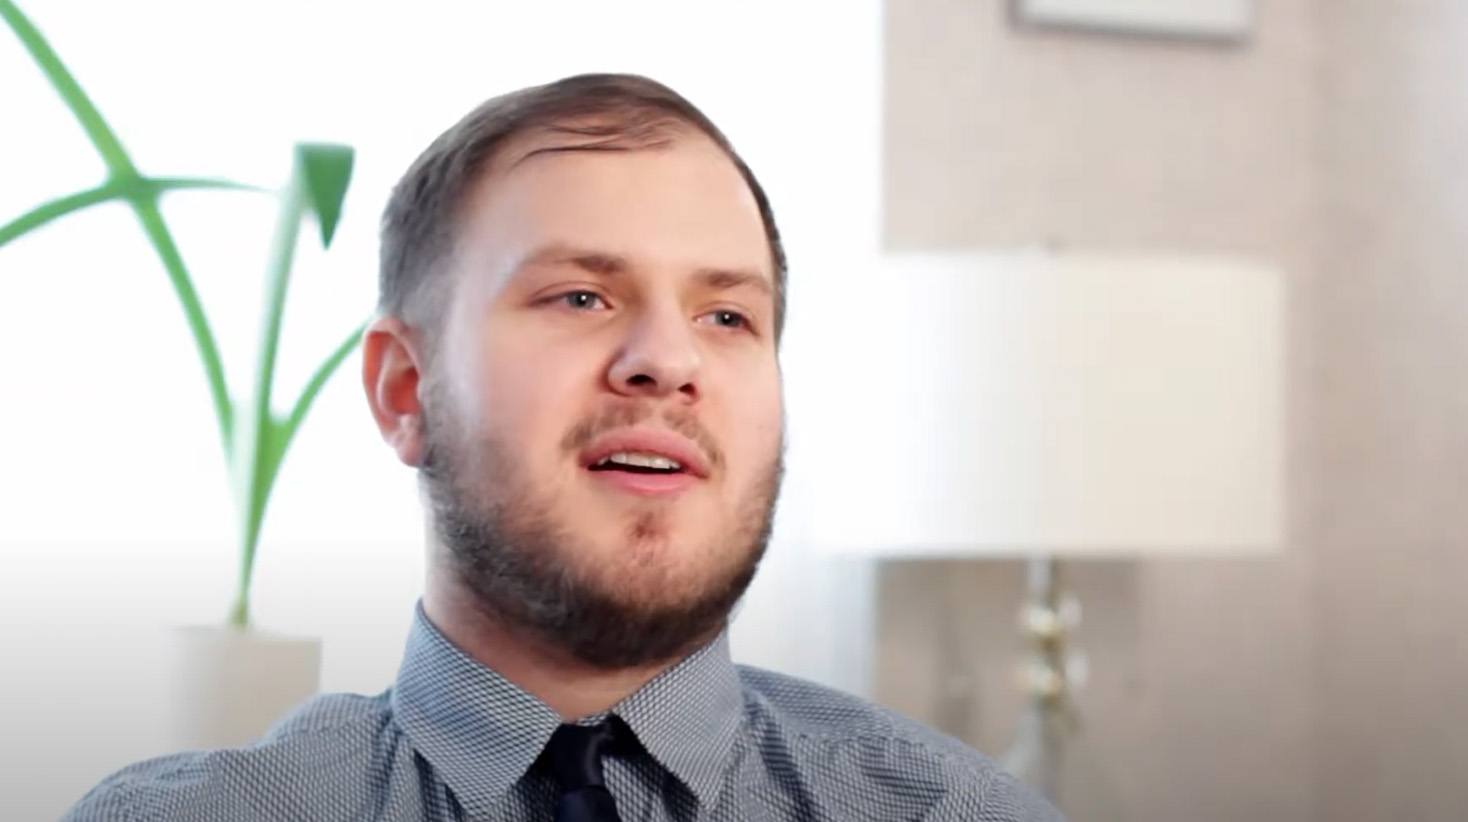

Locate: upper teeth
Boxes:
[597,451,682,470]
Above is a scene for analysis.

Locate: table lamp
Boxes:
[804,250,1284,797]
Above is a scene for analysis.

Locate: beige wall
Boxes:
[882,1,1468,819]
[878,1,1317,820]
[1314,1,1468,819]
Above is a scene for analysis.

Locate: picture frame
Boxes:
[1012,0,1254,42]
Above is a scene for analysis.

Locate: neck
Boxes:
[423,571,677,721]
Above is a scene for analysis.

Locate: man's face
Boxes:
[420,126,784,667]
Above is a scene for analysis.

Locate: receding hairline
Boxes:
[388,120,693,331]
[497,113,695,169]
[378,73,789,346]
[424,122,778,320]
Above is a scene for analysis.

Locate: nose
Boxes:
[606,302,701,402]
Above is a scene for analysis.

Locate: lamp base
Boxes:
[1002,555,1082,800]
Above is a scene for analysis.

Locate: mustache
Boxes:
[559,402,724,472]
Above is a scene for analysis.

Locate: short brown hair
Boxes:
[378,73,787,349]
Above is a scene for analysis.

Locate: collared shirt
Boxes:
[65,601,1063,821]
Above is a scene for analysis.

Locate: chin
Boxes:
[588,532,726,594]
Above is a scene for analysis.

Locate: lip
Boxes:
[586,468,699,497]
[579,427,712,479]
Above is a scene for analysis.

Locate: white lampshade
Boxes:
[804,250,1284,559]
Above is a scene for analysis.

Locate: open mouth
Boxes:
[584,449,698,496]
[587,451,686,475]
[578,430,708,496]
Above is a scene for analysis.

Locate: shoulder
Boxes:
[736,666,1064,821]
[62,691,397,822]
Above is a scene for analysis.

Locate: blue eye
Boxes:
[560,290,606,310]
[703,309,750,330]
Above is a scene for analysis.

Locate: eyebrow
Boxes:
[691,266,773,297]
[515,243,773,297]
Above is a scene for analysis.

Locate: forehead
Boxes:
[454,126,774,288]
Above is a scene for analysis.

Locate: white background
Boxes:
[0,2,881,816]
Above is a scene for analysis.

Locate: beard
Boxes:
[419,395,784,670]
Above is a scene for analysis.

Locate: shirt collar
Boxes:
[612,628,745,808]
[390,601,562,819]
[391,600,744,815]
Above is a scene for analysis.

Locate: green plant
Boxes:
[1,1,366,628]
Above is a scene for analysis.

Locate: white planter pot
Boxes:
[166,625,321,750]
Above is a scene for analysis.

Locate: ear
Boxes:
[362,314,428,467]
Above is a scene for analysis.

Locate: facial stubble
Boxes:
[420,399,784,670]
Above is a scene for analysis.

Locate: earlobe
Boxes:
[362,315,427,467]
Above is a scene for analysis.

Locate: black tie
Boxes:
[544,721,624,822]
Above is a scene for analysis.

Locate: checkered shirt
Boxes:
[64,600,1063,820]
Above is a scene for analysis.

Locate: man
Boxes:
[66,74,1061,821]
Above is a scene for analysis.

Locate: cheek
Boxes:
[756,392,785,457]
[474,334,592,453]
[723,371,784,469]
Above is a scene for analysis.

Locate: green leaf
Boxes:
[294,142,354,247]
[0,176,264,249]
[1,0,138,178]
[0,182,119,247]
[280,319,367,458]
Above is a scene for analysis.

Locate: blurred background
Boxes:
[1,1,1464,820]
